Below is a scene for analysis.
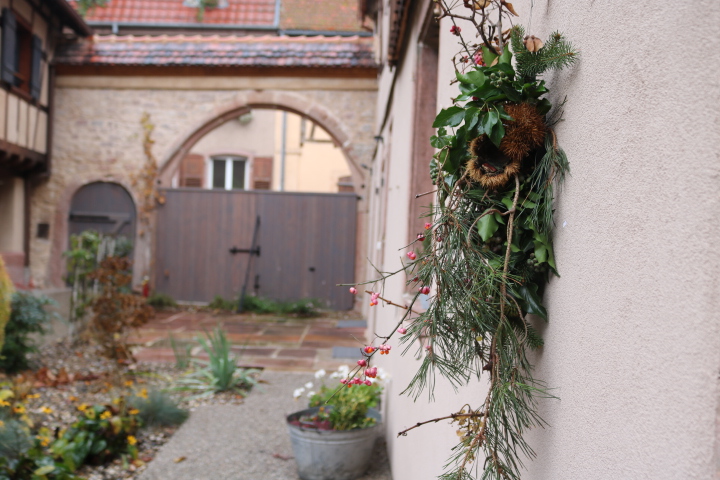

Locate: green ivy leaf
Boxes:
[534,244,548,263]
[493,212,506,225]
[483,110,499,134]
[536,98,552,115]
[465,70,486,87]
[488,121,505,147]
[500,85,521,103]
[465,108,480,131]
[511,284,548,321]
[481,46,498,67]
[497,105,514,121]
[498,44,512,64]
[477,211,500,242]
[433,106,465,128]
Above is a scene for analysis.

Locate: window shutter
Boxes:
[30,35,42,100]
[179,154,205,187]
[1,9,16,85]
[252,157,273,190]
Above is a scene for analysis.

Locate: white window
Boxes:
[209,156,248,190]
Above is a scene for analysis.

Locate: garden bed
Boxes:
[2,339,255,480]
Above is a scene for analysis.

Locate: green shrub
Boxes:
[0,256,13,354]
[207,295,236,311]
[308,382,382,430]
[50,404,139,472]
[0,418,32,460]
[129,390,188,427]
[147,292,177,309]
[0,293,56,373]
[280,298,321,317]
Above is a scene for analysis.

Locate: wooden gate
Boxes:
[154,189,357,309]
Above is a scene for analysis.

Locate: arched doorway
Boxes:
[68,182,136,246]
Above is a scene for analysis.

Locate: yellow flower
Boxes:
[100,411,112,420]
[0,420,4,428]
[124,380,134,387]
[127,435,137,445]
[137,389,148,399]
[0,399,10,407]
[77,404,89,412]
[68,396,78,403]
[128,408,140,415]
[25,394,40,399]
[85,408,96,419]
[13,405,25,414]
[40,406,53,414]
[36,435,51,447]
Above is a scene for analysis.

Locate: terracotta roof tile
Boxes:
[55,34,376,68]
[70,0,277,26]
[279,0,363,32]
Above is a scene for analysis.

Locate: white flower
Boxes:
[314,369,326,379]
[304,382,314,389]
[293,388,305,399]
[307,391,316,398]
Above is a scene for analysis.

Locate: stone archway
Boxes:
[158,90,368,201]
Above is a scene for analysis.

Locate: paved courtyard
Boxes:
[129,309,369,371]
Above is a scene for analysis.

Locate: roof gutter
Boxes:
[86,20,279,32]
[279,29,372,37]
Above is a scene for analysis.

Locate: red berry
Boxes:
[357,359,367,367]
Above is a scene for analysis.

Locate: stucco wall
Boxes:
[31,83,376,288]
[369,0,720,479]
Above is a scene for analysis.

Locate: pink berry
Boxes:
[340,378,347,384]
[364,346,376,354]
[424,222,432,230]
[450,25,461,35]
[349,287,357,295]
[397,327,407,334]
[357,359,367,367]
[419,286,431,295]
[365,367,378,378]
[364,380,372,386]
[407,251,417,261]
[417,234,425,241]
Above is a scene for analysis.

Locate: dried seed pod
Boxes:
[524,35,544,52]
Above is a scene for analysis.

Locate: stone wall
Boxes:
[31,83,377,288]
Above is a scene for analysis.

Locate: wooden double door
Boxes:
[154,189,357,310]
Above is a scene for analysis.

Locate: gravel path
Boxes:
[139,371,392,480]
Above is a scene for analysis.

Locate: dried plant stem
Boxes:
[397,412,485,437]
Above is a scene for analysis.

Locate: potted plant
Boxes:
[286,366,385,480]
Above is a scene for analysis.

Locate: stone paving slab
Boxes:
[138,371,392,480]
[131,311,369,372]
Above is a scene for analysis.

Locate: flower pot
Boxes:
[286,406,381,480]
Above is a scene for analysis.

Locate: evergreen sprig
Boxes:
[511,26,579,81]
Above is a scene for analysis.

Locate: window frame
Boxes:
[207,154,250,191]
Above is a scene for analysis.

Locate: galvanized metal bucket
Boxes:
[286,407,382,480]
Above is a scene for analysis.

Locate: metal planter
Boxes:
[287,406,381,480]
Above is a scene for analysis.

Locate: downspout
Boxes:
[273,0,281,28]
[280,111,287,191]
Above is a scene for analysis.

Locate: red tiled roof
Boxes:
[279,0,363,32]
[55,34,376,68]
[70,0,277,26]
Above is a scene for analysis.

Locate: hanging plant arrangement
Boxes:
[341,1,579,479]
